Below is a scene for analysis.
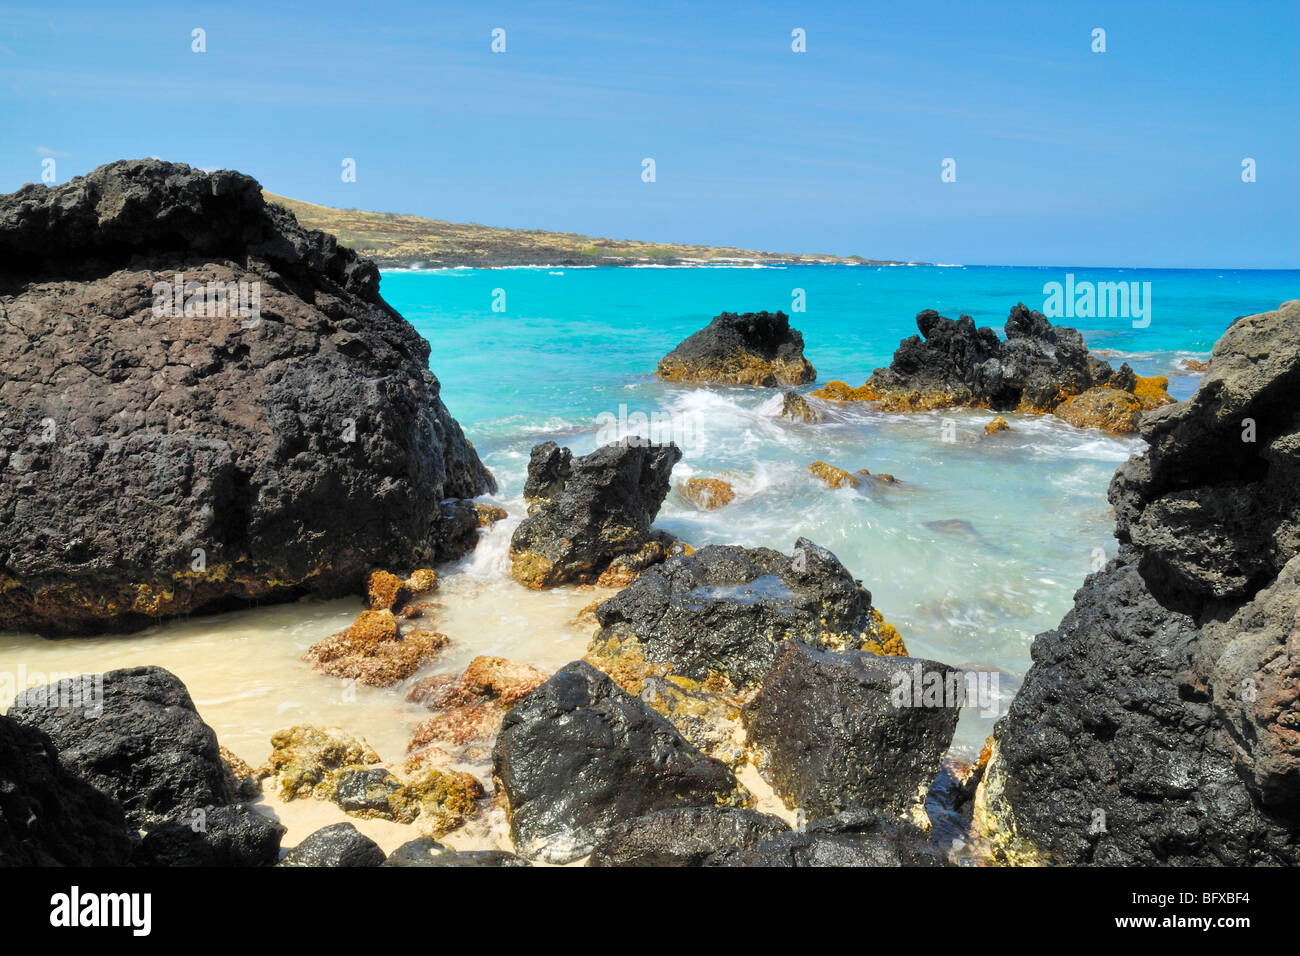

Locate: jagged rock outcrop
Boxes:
[978,300,1300,865]
[509,439,681,588]
[656,311,815,387]
[492,661,746,863]
[0,714,134,866]
[0,159,494,634]
[812,303,1171,432]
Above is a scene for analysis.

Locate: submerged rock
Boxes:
[0,714,134,866]
[815,303,1148,426]
[509,439,681,588]
[587,806,790,867]
[705,810,949,867]
[744,641,962,820]
[681,477,735,510]
[778,390,825,423]
[590,538,903,689]
[492,661,745,863]
[656,310,816,387]
[0,159,494,635]
[279,822,386,867]
[980,300,1300,864]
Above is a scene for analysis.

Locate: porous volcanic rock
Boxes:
[0,159,494,634]
[656,311,815,387]
[590,538,903,690]
[509,439,681,588]
[817,303,1160,425]
[587,806,790,867]
[8,665,235,825]
[279,822,386,867]
[744,641,962,820]
[705,810,949,867]
[979,300,1300,865]
[0,714,134,866]
[492,661,745,863]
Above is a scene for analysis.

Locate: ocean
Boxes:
[2,264,1294,850]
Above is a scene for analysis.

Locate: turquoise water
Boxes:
[387,265,1296,751]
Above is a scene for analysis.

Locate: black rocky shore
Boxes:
[1,160,1297,868]
[0,159,494,635]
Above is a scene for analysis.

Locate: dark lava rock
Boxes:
[492,661,743,863]
[656,310,816,387]
[0,159,494,634]
[0,714,134,866]
[587,806,790,867]
[407,850,531,867]
[744,641,961,819]
[279,823,385,867]
[133,803,283,867]
[864,303,1134,412]
[382,837,450,866]
[8,665,233,826]
[984,300,1300,864]
[706,810,949,867]
[522,440,572,502]
[334,767,401,815]
[592,538,882,688]
[509,439,681,588]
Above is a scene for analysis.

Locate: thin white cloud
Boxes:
[35,145,69,157]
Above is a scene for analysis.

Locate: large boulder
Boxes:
[656,310,815,387]
[6,664,288,866]
[0,159,494,634]
[509,439,681,588]
[590,538,904,689]
[0,714,134,866]
[705,810,949,867]
[492,661,745,863]
[979,300,1300,865]
[587,806,790,867]
[744,641,962,820]
[8,665,234,825]
[813,303,1164,428]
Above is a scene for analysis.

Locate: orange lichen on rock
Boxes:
[682,477,736,510]
[810,380,880,402]
[366,570,408,612]
[861,608,909,656]
[809,460,860,489]
[984,415,1011,435]
[407,656,549,750]
[303,609,449,686]
[1053,387,1143,434]
[1132,375,1175,410]
[474,504,509,527]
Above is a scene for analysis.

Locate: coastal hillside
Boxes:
[264,192,911,270]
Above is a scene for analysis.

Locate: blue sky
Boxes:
[2,1,1296,267]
